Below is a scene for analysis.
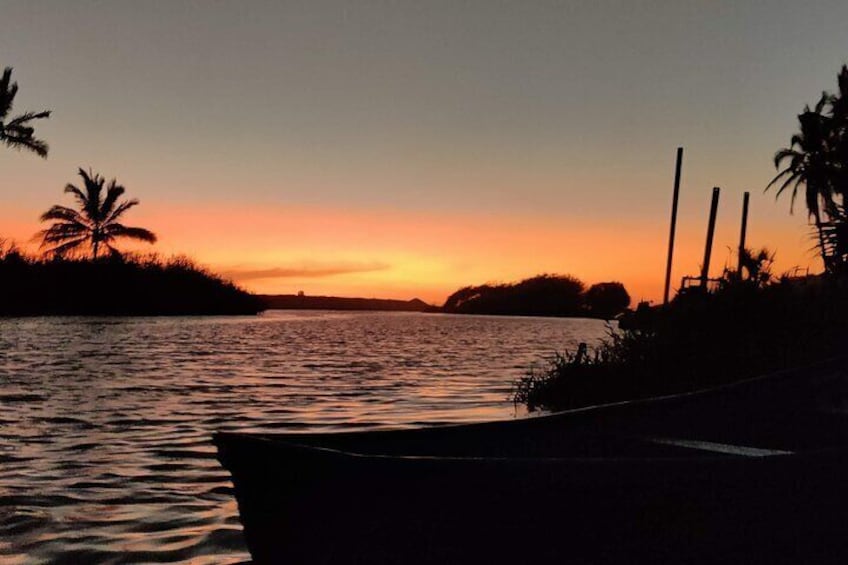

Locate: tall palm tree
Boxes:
[0,67,50,157]
[38,168,157,258]
[766,94,838,269]
[822,66,848,269]
[830,65,848,199]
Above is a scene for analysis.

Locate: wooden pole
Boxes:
[700,187,721,288]
[737,191,750,274]
[663,147,684,304]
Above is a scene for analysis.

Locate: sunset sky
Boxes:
[2,1,848,304]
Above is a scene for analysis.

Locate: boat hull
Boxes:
[215,357,848,563]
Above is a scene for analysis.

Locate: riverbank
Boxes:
[0,252,262,316]
[515,274,848,411]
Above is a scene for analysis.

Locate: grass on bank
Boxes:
[0,243,262,316]
[515,268,848,411]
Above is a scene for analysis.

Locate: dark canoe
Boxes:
[215,357,848,564]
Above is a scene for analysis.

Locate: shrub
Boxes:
[514,273,848,411]
[0,250,263,316]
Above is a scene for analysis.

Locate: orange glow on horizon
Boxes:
[2,200,821,307]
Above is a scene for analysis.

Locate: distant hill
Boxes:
[259,294,433,312]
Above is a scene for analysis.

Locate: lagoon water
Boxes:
[0,311,608,563]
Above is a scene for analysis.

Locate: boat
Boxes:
[215,357,848,564]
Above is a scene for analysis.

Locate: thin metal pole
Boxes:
[737,191,750,274]
[663,147,684,304]
[701,187,721,288]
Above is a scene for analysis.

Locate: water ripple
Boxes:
[0,311,607,563]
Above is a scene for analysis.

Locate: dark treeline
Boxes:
[441,274,630,319]
[260,294,431,312]
[0,247,262,316]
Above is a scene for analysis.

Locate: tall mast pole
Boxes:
[662,147,684,305]
[737,191,750,274]
[701,187,721,288]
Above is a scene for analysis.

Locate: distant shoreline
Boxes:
[258,294,433,312]
[258,294,620,320]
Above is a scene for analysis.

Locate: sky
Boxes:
[2,1,848,304]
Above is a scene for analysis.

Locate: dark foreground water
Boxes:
[0,311,608,563]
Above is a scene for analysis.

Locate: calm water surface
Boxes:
[0,311,608,563]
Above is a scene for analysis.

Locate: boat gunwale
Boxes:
[214,355,848,464]
[216,431,848,465]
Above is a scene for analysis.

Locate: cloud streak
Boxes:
[221,261,390,281]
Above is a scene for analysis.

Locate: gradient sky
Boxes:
[2,1,848,304]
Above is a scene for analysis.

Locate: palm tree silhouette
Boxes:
[766,94,838,268]
[38,168,157,259]
[0,67,50,157]
[822,65,848,272]
[830,65,848,198]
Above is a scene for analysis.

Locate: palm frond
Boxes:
[0,67,51,158]
[772,173,802,206]
[0,67,17,118]
[64,183,89,209]
[806,186,822,221]
[38,223,89,244]
[814,92,829,115]
[6,110,51,126]
[78,168,105,221]
[41,236,90,258]
[1,125,50,157]
[766,167,795,191]
[772,148,799,169]
[104,223,157,244]
[105,199,138,224]
[101,180,126,219]
[39,205,87,224]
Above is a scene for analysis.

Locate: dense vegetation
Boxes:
[515,265,848,411]
[768,64,848,271]
[0,246,262,316]
[516,64,848,411]
[442,275,630,319]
